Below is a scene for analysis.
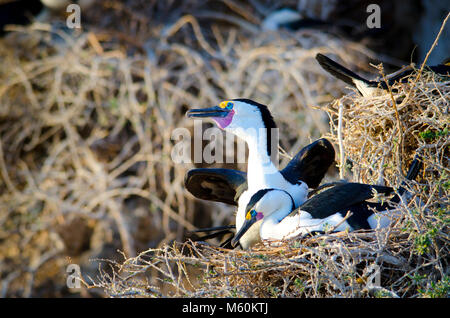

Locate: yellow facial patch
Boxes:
[219,101,234,109]
[246,209,257,220]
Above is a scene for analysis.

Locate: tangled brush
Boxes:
[0,1,377,297]
[92,66,449,298]
[1,0,447,298]
[324,69,449,186]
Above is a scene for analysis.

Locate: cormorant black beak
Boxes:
[186,106,230,118]
[231,216,257,248]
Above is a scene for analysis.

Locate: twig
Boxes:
[338,101,345,179]
[326,210,353,234]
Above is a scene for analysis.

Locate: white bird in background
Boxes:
[40,0,94,11]
[261,8,330,32]
[261,8,303,31]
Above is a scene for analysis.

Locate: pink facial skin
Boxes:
[213,110,234,129]
[256,212,264,220]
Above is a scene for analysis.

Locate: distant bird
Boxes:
[316,53,450,97]
[261,8,329,31]
[231,156,422,249]
[186,99,335,248]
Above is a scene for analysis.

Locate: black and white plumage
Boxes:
[231,157,422,249]
[316,53,450,97]
[184,168,247,206]
[185,138,335,248]
[186,99,335,249]
[184,138,335,206]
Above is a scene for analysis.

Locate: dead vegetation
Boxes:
[92,68,449,298]
[0,1,448,298]
[0,0,375,297]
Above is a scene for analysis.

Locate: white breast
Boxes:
[354,79,381,97]
[260,210,353,242]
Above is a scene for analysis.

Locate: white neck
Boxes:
[260,204,295,241]
[233,124,308,248]
[246,135,280,189]
[233,127,282,190]
[231,126,308,208]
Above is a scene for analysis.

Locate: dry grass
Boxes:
[0,1,380,297]
[92,70,449,298]
[324,68,449,187]
[2,0,447,298]
[92,230,440,298]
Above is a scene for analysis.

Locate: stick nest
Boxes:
[0,1,447,298]
[93,71,449,298]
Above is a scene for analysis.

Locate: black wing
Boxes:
[185,139,335,205]
[184,168,247,206]
[315,53,373,88]
[281,138,335,188]
[187,225,236,249]
[296,182,395,219]
[385,64,450,85]
[390,156,422,204]
[295,157,423,229]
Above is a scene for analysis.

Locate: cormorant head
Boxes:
[231,188,294,249]
[187,99,278,157]
[186,98,276,132]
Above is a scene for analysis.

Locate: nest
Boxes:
[92,68,449,298]
[324,70,449,186]
[92,230,430,298]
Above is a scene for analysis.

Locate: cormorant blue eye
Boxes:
[226,102,233,109]
[250,209,257,217]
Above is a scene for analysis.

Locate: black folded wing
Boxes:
[296,182,395,219]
